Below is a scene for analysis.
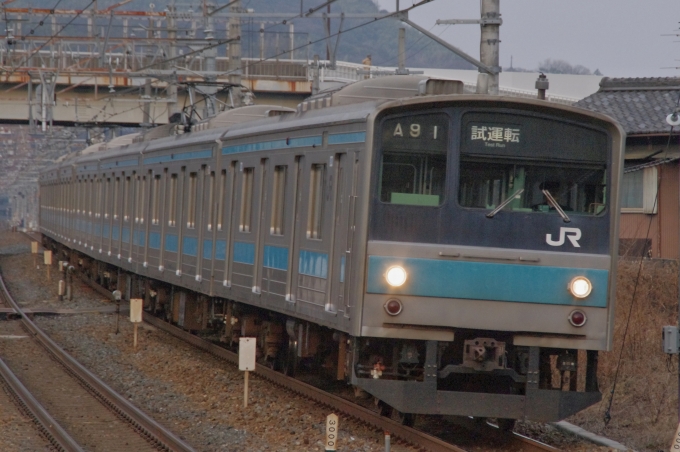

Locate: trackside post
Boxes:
[325,413,338,451]
[130,298,142,350]
[239,337,256,408]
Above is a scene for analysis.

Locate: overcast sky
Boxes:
[374,0,679,77]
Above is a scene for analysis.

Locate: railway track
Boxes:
[16,231,558,451]
[76,269,557,452]
[0,268,196,452]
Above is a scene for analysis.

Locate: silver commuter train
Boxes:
[39,75,624,426]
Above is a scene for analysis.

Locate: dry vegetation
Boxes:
[570,259,679,451]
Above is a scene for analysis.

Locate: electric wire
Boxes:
[76,0,433,123]
[3,0,96,79]
[603,92,680,426]
[2,1,434,125]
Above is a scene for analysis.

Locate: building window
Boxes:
[271,166,286,235]
[621,166,657,214]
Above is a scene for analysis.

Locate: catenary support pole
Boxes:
[477,0,500,95]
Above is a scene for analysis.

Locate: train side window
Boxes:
[137,176,145,224]
[88,179,94,216]
[217,169,226,231]
[307,163,325,239]
[152,175,161,225]
[113,177,120,220]
[207,171,215,231]
[104,178,111,219]
[240,167,254,232]
[96,179,101,218]
[187,172,197,229]
[270,165,287,235]
[168,173,177,227]
[76,179,81,214]
[123,176,131,221]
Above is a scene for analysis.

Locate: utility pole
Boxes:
[433,1,502,95]
[167,0,179,119]
[477,0,500,95]
[228,0,242,108]
[397,27,406,74]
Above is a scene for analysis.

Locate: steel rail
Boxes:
[140,312,467,452]
[75,267,556,452]
[35,227,559,452]
[0,272,196,452]
[0,355,84,452]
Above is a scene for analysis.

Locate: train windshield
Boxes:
[458,112,608,216]
[379,114,449,206]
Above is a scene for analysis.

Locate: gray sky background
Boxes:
[374,0,679,77]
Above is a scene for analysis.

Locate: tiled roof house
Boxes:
[575,77,680,259]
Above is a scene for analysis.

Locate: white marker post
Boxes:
[31,241,38,267]
[44,250,52,280]
[129,298,143,350]
[671,422,680,451]
[239,337,256,408]
[325,413,338,451]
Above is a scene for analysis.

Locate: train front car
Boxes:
[352,96,624,424]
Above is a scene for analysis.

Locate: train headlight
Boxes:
[385,266,407,287]
[568,276,592,299]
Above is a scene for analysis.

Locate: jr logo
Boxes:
[546,227,582,247]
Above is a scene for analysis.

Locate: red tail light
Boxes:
[384,298,403,316]
[568,310,587,327]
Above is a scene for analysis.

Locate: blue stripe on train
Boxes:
[298,250,328,279]
[366,256,608,307]
[183,237,198,256]
[165,234,178,253]
[328,131,366,145]
[149,232,161,249]
[222,136,322,154]
[263,245,288,270]
[203,239,213,260]
[233,241,255,264]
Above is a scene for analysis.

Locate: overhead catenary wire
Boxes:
[76,0,435,123]
[2,0,96,80]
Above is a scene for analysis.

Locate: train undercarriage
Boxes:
[49,238,602,427]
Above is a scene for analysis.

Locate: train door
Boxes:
[200,167,217,291]
[343,154,360,318]
[162,168,183,275]
[291,152,334,317]
[146,170,165,272]
[212,164,235,292]
[328,152,356,318]
[180,163,205,281]
[258,155,295,307]
[228,158,264,302]
[120,172,134,263]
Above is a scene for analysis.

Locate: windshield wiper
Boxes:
[542,189,571,223]
[486,188,524,218]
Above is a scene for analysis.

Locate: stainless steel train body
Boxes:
[38,76,624,424]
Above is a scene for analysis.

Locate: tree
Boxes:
[537,59,592,75]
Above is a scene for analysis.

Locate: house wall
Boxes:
[619,162,678,259]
